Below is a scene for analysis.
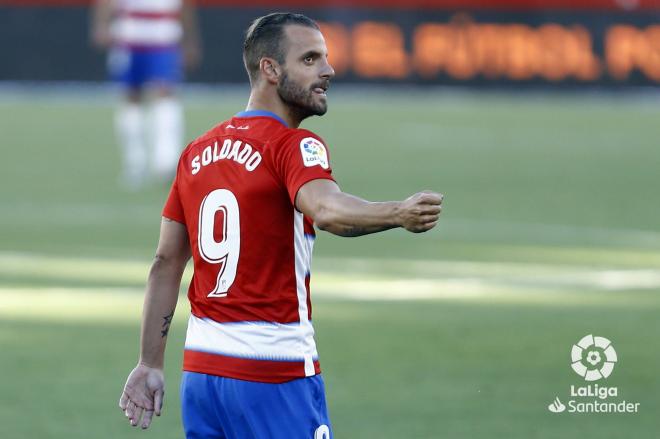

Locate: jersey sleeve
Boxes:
[274,131,336,205]
[162,170,186,224]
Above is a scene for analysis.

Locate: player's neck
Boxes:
[245,94,302,128]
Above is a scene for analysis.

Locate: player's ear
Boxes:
[260,58,281,85]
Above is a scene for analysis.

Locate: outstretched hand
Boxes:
[399,191,444,233]
[119,364,165,429]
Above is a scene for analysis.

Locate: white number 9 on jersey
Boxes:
[198,189,240,297]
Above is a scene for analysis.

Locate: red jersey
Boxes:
[163,110,335,383]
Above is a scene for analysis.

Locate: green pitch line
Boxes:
[1,252,659,326]
[0,287,145,323]
[2,251,660,292]
[3,281,657,326]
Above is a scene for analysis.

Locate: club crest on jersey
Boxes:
[300,137,329,169]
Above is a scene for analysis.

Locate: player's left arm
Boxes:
[119,217,190,429]
[296,179,443,237]
[181,0,202,70]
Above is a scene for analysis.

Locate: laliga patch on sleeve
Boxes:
[299,137,329,169]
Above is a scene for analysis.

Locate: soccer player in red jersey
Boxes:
[119,12,443,438]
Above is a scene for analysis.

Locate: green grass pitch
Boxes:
[0,88,659,438]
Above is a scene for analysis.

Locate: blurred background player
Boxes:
[91,0,201,189]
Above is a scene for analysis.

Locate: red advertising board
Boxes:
[1,0,660,10]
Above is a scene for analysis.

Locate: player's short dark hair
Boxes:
[243,12,320,83]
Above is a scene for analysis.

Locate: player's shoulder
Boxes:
[280,127,325,143]
[180,120,230,157]
[274,127,331,170]
[273,127,329,153]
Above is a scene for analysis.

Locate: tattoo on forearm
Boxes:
[343,226,368,237]
[161,310,174,337]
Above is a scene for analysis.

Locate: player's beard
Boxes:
[277,71,328,122]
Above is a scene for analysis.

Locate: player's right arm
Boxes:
[119,217,190,429]
[90,0,114,49]
[296,179,443,237]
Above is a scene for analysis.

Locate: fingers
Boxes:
[411,220,438,233]
[122,396,157,429]
[418,214,439,224]
[118,392,129,410]
[419,205,442,215]
[119,365,165,429]
[154,389,164,417]
[130,406,144,427]
[400,189,444,233]
[141,409,155,429]
[141,383,164,428]
[422,221,438,231]
[124,400,149,428]
[417,191,443,205]
[124,400,136,423]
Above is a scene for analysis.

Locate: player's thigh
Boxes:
[142,47,182,89]
[107,47,144,90]
[225,374,332,439]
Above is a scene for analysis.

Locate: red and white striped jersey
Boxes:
[163,110,335,383]
[111,0,183,48]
